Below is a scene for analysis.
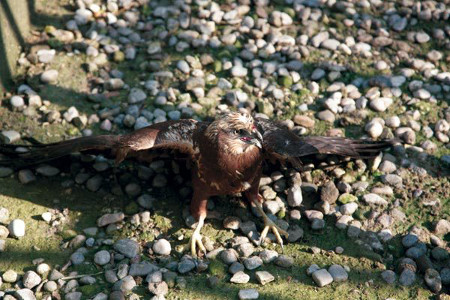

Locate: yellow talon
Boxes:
[253,201,289,249]
[189,215,207,257]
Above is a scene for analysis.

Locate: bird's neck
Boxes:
[217,137,262,176]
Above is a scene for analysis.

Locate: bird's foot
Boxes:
[259,217,289,250]
[190,231,206,257]
[189,214,206,257]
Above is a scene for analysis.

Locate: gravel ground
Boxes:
[0,0,450,299]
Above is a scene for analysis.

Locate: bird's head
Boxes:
[207,112,263,154]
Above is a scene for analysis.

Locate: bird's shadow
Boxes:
[0,155,448,299]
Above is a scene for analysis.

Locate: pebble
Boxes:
[236,242,254,258]
[36,263,50,275]
[231,66,248,77]
[97,213,124,227]
[402,234,418,248]
[434,219,450,235]
[44,281,58,292]
[114,239,140,258]
[36,165,59,177]
[328,265,348,282]
[275,255,294,268]
[129,262,158,276]
[229,262,245,274]
[70,251,85,264]
[243,256,263,270]
[431,247,449,261]
[320,181,339,204]
[307,264,320,276]
[153,239,171,255]
[259,249,278,263]
[221,249,238,264]
[114,275,136,292]
[10,95,25,109]
[137,194,155,209]
[178,259,196,274]
[238,289,259,300]
[177,60,190,74]
[399,269,415,286]
[49,269,64,281]
[40,70,58,83]
[223,216,241,230]
[94,250,111,265]
[0,130,20,144]
[18,170,36,184]
[362,193,388,206]
[230,271,250,284]
[347,221,361,238]
[23,271,41,289]
[0,167,13,178]
[2,269,18,282]
[148,281,168,296]
[255,271,275,285]
[15,289,36,300]
[381,270,396,284]
[128,88,147,103]
[287,186,303,207]
[441,268,450,285]
[340,202,358,215]
[8,219,25,238]
[312,269,334,287]
[0,207,8,223]
[424,269,441,293]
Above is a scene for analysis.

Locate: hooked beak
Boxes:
[240,130,263,149]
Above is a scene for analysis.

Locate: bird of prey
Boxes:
[0,112,393,256]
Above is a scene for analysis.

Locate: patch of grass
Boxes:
[0,177,104,273]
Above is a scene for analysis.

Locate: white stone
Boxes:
[8,219,25,238]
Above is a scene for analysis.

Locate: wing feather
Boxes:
[255,118,394,161]
[0,119,205,168]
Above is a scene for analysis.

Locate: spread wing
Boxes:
[255,118,394,168]
[0,119,206,169]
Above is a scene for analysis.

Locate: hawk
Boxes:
[0,112,393,255]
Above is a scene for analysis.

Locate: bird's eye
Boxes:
[235,129,246,135]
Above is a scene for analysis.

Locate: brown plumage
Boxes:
[0,112,395,255]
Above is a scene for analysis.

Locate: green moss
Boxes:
[338,193,358,204]
[141,4,152,16]
[256,100,274,117]
[114,51,125,62]
[79,284,103,297]
[153,215,173,232]
[124,201,139,215]
[217,50,232,59]
[208,260,227,278]
[213,61,223,73]
[61,229,78,240]
[283,8,296,18]
[47,38,64,49]
[278,76,293,88]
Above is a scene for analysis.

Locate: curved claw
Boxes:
[190,231,206,257]
[190,215,207,257]
[252,199,288,250]
[259,220,289,250]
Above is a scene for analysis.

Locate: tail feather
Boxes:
[0,135,123,169]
